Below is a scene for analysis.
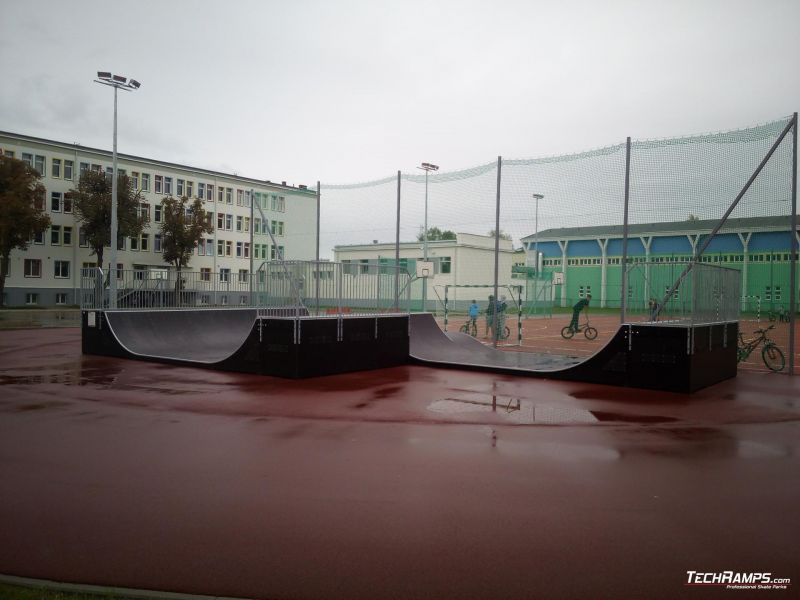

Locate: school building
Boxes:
[0,131,318,307]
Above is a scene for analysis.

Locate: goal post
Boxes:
[442,283,524,346]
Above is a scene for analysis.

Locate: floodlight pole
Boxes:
[418,162,438,312]
[111,84,119,307]
[532,193,544,314]
[94,72,140,309]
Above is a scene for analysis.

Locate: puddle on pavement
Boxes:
[428,395,599,424]
[0,361,121,387]
[428,394,679,425]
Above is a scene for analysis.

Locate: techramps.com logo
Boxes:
[686,571,791,590]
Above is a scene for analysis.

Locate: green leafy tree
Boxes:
[70,170,147,272]
[687,214,700,221]
[160,195,213,281]
[488,229,512,241]
[0,156,51,307]
[417,226,456,241]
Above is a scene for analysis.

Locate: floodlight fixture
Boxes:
[129,79,141,89]
[420,162,439,172]
[97,71,112,79]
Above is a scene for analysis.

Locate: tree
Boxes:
[687,214,700,221]
[417,226,456,241]
[0,156,50,307]
[160,195,213,278]
[70,170,147,273]
[488,229,512,241]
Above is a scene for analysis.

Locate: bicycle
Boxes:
[561,316,598,340]
[737,324,785,372]
[459,317,478,337]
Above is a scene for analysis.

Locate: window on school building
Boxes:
[52,158,61,178]
[24,259,42,277]
[56,293,68,305]
[25,293,39,305]
[54,261,70,278]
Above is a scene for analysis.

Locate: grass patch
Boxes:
[0,582,125,599]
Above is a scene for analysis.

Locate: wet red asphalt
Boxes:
[0,328,798,599]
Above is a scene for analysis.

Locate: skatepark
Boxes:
[1,321,799,599]
[3,111,799,598]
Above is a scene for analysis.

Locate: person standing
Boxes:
[569,294,591,333]
[484,294,495,338]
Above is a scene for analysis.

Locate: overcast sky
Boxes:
[1,0,798,188]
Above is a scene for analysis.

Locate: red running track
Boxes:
[0,328,798,599]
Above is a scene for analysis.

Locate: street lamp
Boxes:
[94,71,141,308]
[417,162,439,312]
[532,193,544,314]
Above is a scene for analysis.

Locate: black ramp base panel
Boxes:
[82,310,410,378]
[408,313,737,393]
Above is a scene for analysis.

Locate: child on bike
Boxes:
[468,299,479,329]
[495,295,508,340]
[569,294,591,333]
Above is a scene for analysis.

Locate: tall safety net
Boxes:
[318,116,797,372]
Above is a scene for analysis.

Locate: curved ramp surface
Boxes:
[410,313,588,372]
[105,309,258,363]
[408,313,739,392]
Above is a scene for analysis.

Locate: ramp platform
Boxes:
[409,313,737,393]
[82,310,737,391]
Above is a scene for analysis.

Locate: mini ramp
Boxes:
[82,310,736,391]
[82,309,410,377]
[408,313,737,393]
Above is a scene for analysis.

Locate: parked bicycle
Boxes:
[737,325,785,372]
[561,316,598,340]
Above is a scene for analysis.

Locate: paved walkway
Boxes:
[0,328,798,599]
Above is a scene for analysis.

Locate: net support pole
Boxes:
[315,181,321,316]
[658,116,796,317]
[620,137,631,323]
[789,113,798,375]
[395,170,401,310]
[493,156,502,348]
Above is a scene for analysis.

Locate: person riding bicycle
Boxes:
[569,294,591,333]
[468,299,479,328]
[495,295,508,340]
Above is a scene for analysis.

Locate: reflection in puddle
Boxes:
[428,396,599,424]
[0,361,121,387]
